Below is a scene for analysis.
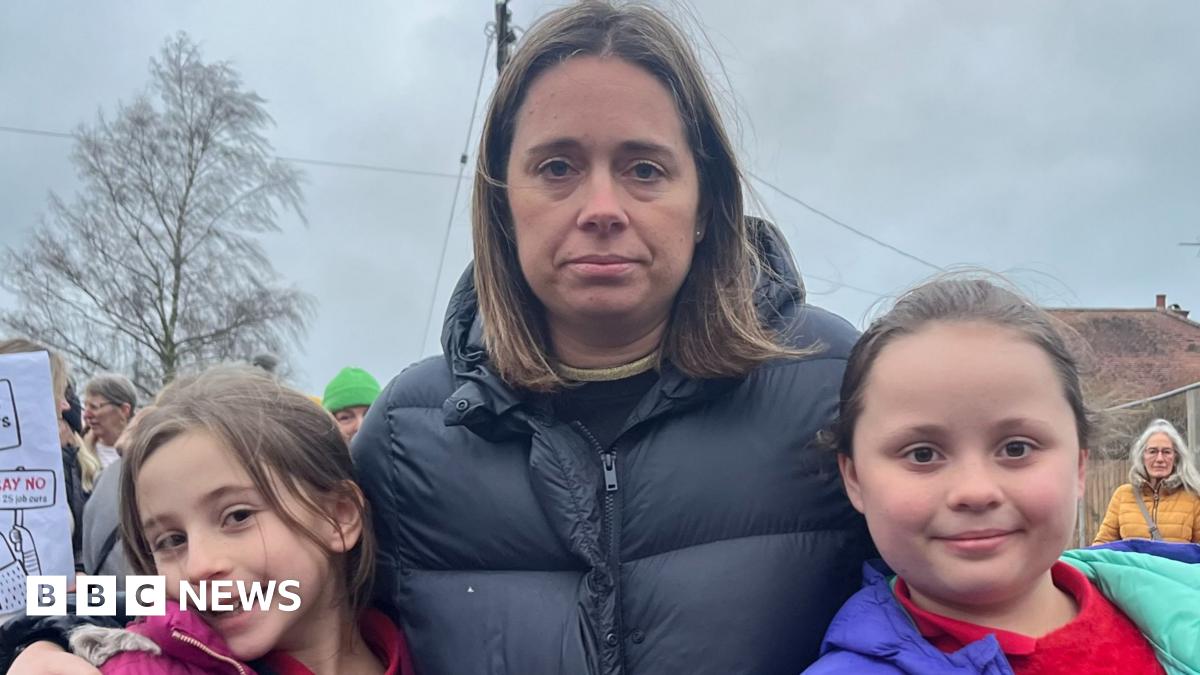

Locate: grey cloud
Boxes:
[2,0,1197,390]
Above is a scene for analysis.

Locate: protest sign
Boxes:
[0,351,74,613]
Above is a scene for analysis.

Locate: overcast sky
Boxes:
[3,1,1198,393]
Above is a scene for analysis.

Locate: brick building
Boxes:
[1049,294,1200,406]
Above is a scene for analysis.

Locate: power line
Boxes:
[0,124,461,180]
[277,156,459,179]
[749,171,944,272]
[805,273,887,299]
[0,125,73,139]
[421,25,496,355]
[6,127,935,280]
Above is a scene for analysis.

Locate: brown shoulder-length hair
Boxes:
[831,276,1097,457]
[119,366,376,616]
[473,0,806,391]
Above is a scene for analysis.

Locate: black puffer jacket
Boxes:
[353,222,872,675]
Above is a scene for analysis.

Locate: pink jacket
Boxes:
[70,601,257,675]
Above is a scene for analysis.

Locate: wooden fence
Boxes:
[1079,456,1128,546]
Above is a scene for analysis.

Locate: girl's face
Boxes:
[840,321,1086,615]
[136,431,357,661]
[1143,432,1176,480]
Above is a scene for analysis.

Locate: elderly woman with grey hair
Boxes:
[1094,418,1200,544]
[81,374,137,470]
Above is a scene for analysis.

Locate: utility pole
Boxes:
[420,3,515,355]
[495,0,517,74]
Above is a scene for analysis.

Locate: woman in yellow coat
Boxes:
[1094,418,1200,543]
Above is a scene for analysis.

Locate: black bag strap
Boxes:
[1133,487,1164,541]
[94,527,120,572]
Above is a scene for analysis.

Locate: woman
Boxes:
[58,383,101,569]
[81,374,137,470]
[61,384,102,497]
[1093,418,1200,544]
[3,3,870,673]
[349,3,870,674]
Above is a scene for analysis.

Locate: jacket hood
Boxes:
[437,218,805,435]
[747,216,806,323]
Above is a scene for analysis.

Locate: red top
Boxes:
[258,609,416,675]
[894,562,1163,674]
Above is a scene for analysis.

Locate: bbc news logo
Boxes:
[27,576,301,616]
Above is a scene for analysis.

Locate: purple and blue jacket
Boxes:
[803,540,1200,675]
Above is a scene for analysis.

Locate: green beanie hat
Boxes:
[322,367,381,414]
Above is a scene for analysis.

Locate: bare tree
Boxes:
[2,33,313,395]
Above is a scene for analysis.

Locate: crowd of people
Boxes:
[1,2,1198,674]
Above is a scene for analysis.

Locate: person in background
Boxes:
[58,383,101,569]
[69,384,102,493]
[251,352,281,376]
[61,383,85,452]
[82,374,137,470]
[78,410,149,589]
[323,366,381,444]
[1093,418,1200,544]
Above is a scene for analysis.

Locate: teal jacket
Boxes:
[1063,543,1200,674]
[805,541,1200,675]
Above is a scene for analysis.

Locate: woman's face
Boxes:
[505,56,701,340]
[84,394,130,446]
[1143,432,1176,480]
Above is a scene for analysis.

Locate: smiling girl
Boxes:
[70,367,414,675]
[805,277,1200,674]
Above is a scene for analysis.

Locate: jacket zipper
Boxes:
[572,422,624,672]
[1152,485,1160,523]
[171,629,248,675]
[602,450,619,492]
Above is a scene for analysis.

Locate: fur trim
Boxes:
[1134,471,1184,491]
[69,624,161,667]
